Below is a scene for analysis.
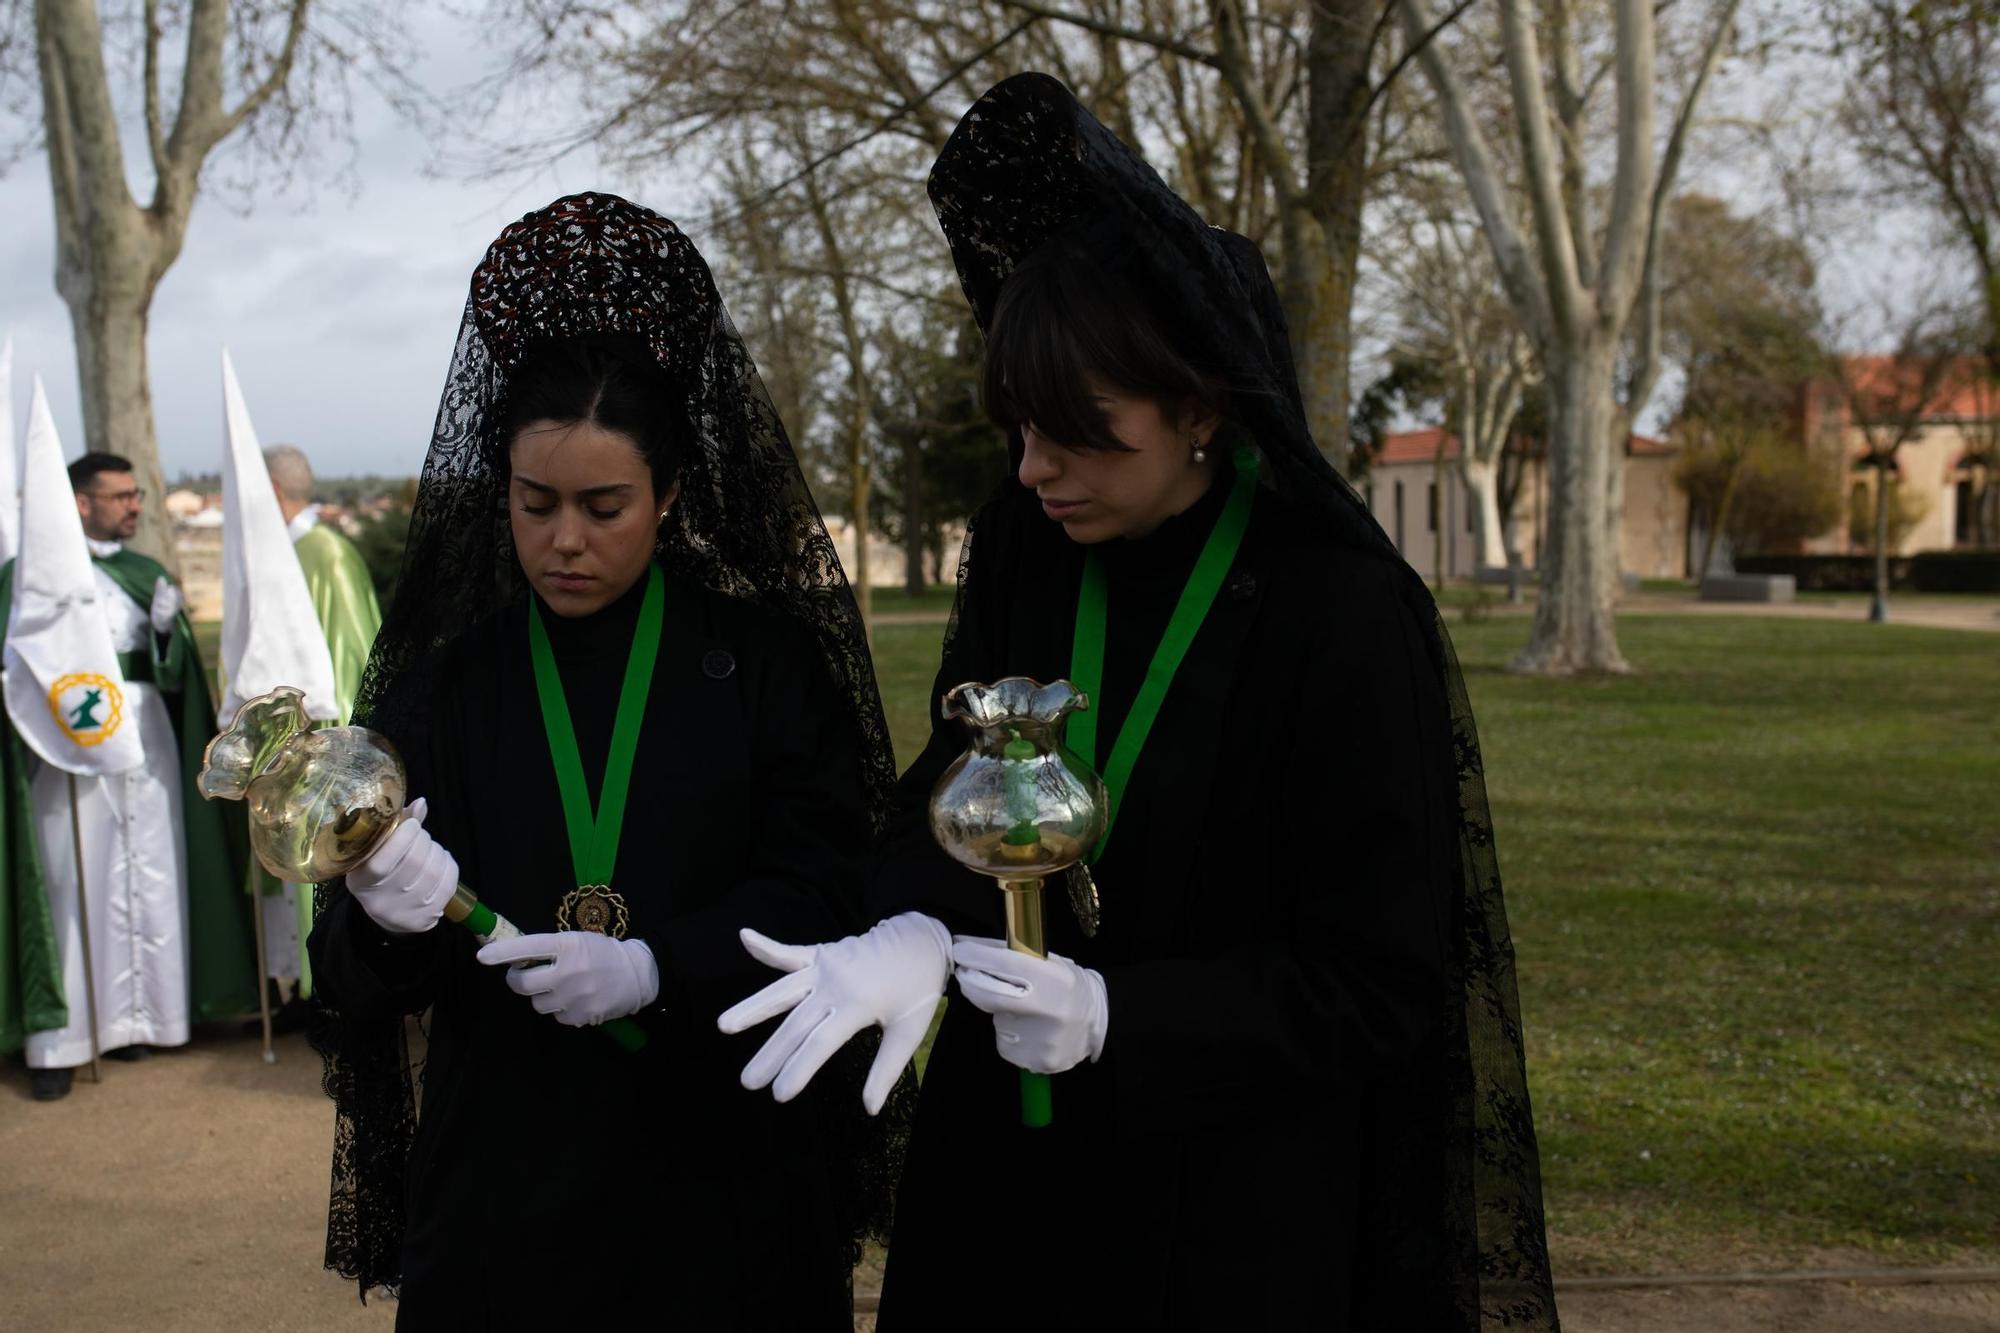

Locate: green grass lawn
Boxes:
[864,584,959,617]
[869,613,2000,1275]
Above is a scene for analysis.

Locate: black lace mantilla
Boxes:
[309,192,905,1297]
[928,75,1559,1329]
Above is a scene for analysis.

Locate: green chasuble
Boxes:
[293,521,382,727]
[0,560,65,1052]
[272,519,382,994]
[0,552,260,1055]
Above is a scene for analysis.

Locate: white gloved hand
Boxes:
[345,799,455,935]
[717,911,952,1114]
[478,931,660,1027]
[952,936,1109,1075]
[149,577,183,635]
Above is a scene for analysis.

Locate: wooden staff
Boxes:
[65,775,103,1084]
[247,853,275,1064]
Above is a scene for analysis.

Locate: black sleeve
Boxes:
[867,508,1010,937]
[307,898,447,1019]
[1099,564,1451,1134]
[635,635,872,1037]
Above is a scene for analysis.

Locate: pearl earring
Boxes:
[1191,439,1208,465]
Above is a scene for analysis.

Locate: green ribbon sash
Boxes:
[1068,446,1258,860]
[527,565,665,890]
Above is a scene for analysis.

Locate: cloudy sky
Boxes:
[0,10,694,481]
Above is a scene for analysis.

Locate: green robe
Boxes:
[267,519,382,994]
[294,521,382,727]
[0,551,259,1055]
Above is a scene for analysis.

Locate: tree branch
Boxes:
[143,0,168,186]
[1594,0,1659,331]
[1359,0,1476,130]
[1630,0,1736,320]
[166,0,231,174]
[1399,0,1556,347]
[997,0,1219,66]
[217,0,313,141]
[36,0,137,223]
[1495,0,1586,338]
[1215,0,1304,209]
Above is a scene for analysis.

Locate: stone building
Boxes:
[1364,428,1686,583]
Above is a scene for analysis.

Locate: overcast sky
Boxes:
[0,10,693,481]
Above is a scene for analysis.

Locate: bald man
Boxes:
[264,445,382,723]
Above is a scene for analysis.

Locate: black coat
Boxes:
[310,573,865,1330]
[872,479,1462,1330]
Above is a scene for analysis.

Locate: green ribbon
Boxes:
[1068,445,1258,860]
[527,564,665,890]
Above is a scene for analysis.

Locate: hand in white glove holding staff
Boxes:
[719,911,953,1114]
[345,798,455,935]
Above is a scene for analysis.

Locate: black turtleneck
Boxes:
[1086,466,1235,759]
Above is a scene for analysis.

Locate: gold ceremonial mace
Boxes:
[929,678,1105,1128]
[197,688,648,1052]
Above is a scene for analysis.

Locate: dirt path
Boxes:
[3,1030,1994,1331]
[0,1029,393,1332]
[868,595,2000,634]
[1555,1279,1999,1330]
[1616,591,2000,633]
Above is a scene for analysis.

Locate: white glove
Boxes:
[149,577,182,635]
[952,936,1109,1075]
[478,931,660,1027]
[717,911,951,1114]
[345,799,455,935]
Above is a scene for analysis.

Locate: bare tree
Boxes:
[9,0,410,570]
[1001,0,1474,474]
[1820,304,1975,620]
[1376,175,1539,571]
[1399,0,1739,674]
[1657,192,1822,579]
[477,1,1163,624]
[1836,0,2000,363]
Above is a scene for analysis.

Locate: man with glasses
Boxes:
[1,454,255,1099]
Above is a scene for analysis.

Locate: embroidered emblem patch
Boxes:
[49,672,126,747]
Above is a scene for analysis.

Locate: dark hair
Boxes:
[982,226,1230,452]
[495,337,689,494]
[68,452,134,493]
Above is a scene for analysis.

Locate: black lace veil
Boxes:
[927,75,1558,1329]
[309,192,903,1295]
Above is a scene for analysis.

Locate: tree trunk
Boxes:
[1603,414,1629,602]
[801,163,871,632]
[1297,0,1373,478]
[1278,209,1354,476]
[847,399,870,630]
[57,236,180,577]
[1431,437,1448,590]
[1870,464,1891,622]
[903,435,925,597]
[1514,342,1630,674]
[1461,453,1507,570]
[1693,449,1746,583]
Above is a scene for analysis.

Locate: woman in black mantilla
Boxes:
[306,193,902,1328]
[723,77,1559,1330]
